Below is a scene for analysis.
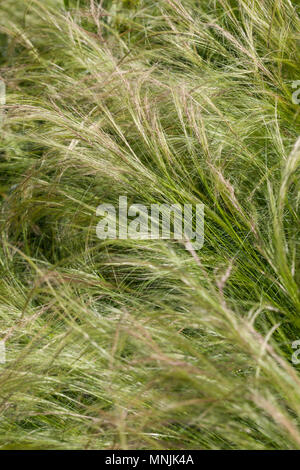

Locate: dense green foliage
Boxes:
[0,0,300,449]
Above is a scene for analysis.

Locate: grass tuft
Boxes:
[0,0,300,449]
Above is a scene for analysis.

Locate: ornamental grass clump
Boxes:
[0,0,300,450]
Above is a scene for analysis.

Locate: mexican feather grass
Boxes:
[0,0,300,449]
